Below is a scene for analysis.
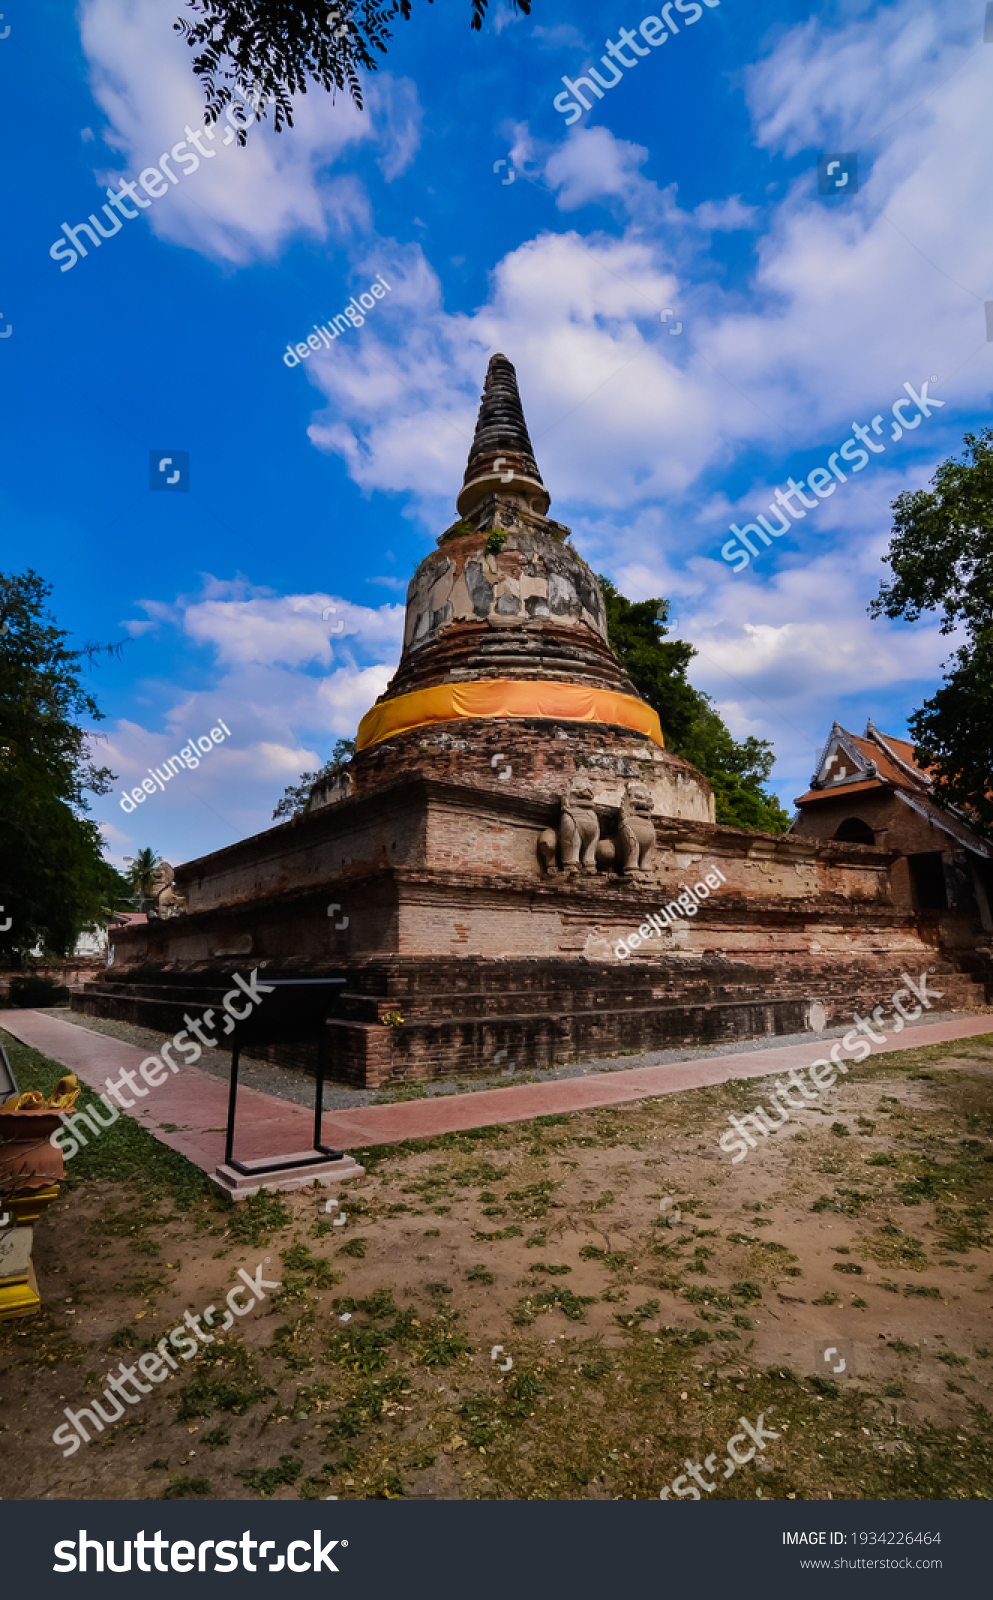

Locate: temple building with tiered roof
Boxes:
[792,719,993,925]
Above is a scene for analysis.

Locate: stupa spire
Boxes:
[456,352,551,518]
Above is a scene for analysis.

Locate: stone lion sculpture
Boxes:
[538,773,600,875]
[146,861,188,919]
[617,780,655,874]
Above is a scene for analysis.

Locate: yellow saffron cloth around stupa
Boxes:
[356,679,664,752]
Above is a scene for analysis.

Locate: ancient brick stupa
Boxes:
[332,352,711,820]
[78,357,989,1085]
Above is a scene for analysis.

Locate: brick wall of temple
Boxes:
[792,788,992,926]
[313,719,715,824]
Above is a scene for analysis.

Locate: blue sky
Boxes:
[4,0,991,869]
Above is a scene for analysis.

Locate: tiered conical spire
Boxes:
[456,353,551,517]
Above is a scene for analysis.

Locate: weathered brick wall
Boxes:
[74,947,988,1090]
[792,788,990,922]
[313,719,715,824]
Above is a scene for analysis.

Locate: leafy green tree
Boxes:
[176,0,532,131]
[869,428,993,836]
[0,571,132,959]
[600,579,790,833]
[273,738,357,820]
[124,848,164,912]
[903,636,993,837]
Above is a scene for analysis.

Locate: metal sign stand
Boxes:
[222,977,347,1181]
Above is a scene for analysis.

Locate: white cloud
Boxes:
[126,577,403,668]
[531,22,589,51]
[79,0,419,262]
[102,579,402,838]
[545,126,651,211]
[690,196,759,233]
[95,575,403,859]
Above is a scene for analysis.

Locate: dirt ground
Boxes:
[2,1026,991,1502]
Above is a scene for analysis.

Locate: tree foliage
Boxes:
[124,847,164,912]
[905,635,993,837]
[599,580,791,834]
[869,429,993,836]
[0,571,132,959]
[273,738,357,820]
[175,0,532,131]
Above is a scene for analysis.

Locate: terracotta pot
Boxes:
[0,1107,66,1193]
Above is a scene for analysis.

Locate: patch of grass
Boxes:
[530,1262,571,1276]
[451,1161,506,1186]
[813,1291,841,1306]
[158,1474,212,1500]
[474,1226,524,1241]
[175,1340,273,1420]
[811,1188,872,1215]
[833,1262,864,1275]
[615,1300,660,1330]
[270,1314,316,1372]
[226,1190,293,1247]
[339,1237,367,1258]
[107,1325,139,1351]
[830,1122,850,1138]
[505,1180,560,1219]
[360,1288,400,1320]
[858,1225,928,1273]
[578,1354,613,1381]
[511,1288,597,1326]
[887,1340,920,1355]
[729,1281,763,1303]
[903,1284,942,1299]
[936,1352,969,1368]
[328,1325,392,1374]
[201,1425,231,1448]
[240,1454,304,1497]
[419,1326,473,1368]
[684,1286,734,1309]
[467,1265,495,1285]
[298,1474,335,1499]
[578,1246,628,1269]
[281,1242,340,1289]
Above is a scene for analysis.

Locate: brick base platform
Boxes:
[72,946,990,1090]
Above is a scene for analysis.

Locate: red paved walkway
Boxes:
[3,1009,991,1179]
